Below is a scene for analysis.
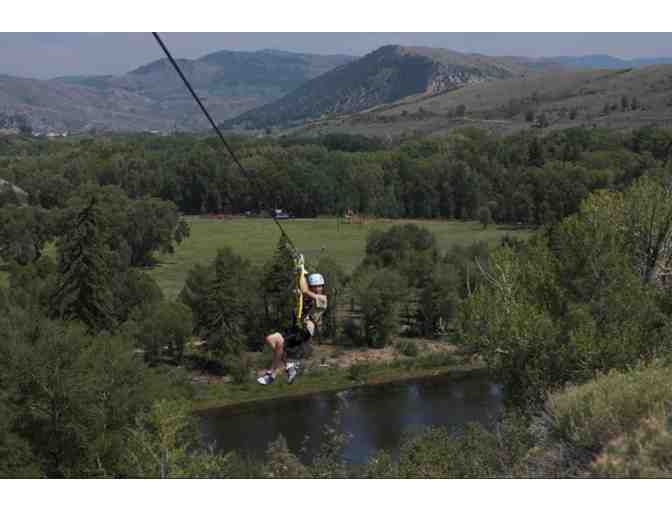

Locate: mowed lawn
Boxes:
[149,216,530,299]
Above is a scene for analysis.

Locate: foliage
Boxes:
[123,398,238,478]
[263,435,310,478]
[132,302,193,365]
[348,362,372,382]
[396,414,534,478]
[261,236,297,333]
[223,354,254,384]
[51,198,116,333]
[0,312,181,477]
[199,247,259,355]
[395,340,419,357]
[0,205,54,265]
[547,362,672,454]
[352,267,408,347]
[460,179,672,406]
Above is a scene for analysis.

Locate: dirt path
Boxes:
[306,338,458,370]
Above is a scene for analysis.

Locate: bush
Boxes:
[547,362,672,453]
[340,318,363,346]
[348,362,372,382]
[223,354,254,384]
[588,408,672,477]
[395,340,419,357]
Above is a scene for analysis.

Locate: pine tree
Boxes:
[262,235,296,331]
[200,247,255,355]
[51,197,115,333]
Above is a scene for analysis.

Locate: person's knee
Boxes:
[266,333,284,350]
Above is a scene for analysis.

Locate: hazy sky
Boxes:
[2,32,672,79]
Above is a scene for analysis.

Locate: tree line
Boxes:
[2,126,672,224]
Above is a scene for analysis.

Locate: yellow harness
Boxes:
[294,269,304,329]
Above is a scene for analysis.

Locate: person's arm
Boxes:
[299,270,320,300]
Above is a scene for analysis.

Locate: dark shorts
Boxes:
[282,327,312,358]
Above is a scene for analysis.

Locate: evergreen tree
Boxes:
[200,247,257,355]
[51,198,115,333]
[262,235,296,331]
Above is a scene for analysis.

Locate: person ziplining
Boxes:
[257,252,327,385]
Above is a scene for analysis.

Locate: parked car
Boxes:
[272,209,292,219]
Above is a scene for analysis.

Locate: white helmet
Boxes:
[307,273,325,287]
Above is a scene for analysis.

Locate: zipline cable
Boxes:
[151,31,298,253]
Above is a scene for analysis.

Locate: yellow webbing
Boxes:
[294,269,304,329]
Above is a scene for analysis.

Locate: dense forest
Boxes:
[2,126,672,477]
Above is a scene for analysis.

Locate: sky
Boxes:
[2,32,672,80]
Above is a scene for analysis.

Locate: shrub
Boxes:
[395,340,419,357]
[348,362,372,382]
[547,362,672,453]
[223,354,253,384]
[264,435,310,478]
[588,408,672,477]
[341,318,364,347]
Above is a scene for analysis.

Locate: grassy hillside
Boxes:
[286,65,672,139]
[226,45,559,129]
[1,50,353,133]
[148,216,530,299]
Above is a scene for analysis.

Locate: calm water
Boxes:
[198,372,503,465]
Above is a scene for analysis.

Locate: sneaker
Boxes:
[257,372,275,385]
[286,363,298,384]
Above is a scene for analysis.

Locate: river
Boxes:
[198,371,503,465]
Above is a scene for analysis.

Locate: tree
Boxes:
[0,206,54,265]
[133,302,193,364]
[353,267,408,348]
[199,247,258,355]
[125,198,190,267]
[478,206,493,229]
[51,198,115,333]
[0,311,181,477]
[261,235,297,332]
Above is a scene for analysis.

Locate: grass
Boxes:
[547,362,672,453]
[149,216,530,299]
[192,355,485,412]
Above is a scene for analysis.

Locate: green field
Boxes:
[0,217,530,297]
[149,216,530,299]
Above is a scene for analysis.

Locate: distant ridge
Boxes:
[0,49,355,133]
[546,54,672,70]
[225,45,557,129]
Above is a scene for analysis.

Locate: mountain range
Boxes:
[1,45,671,135]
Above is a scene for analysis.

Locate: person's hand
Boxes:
[295,253,305,273]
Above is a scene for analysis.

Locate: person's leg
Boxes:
[258,332,285,385]
[267,332,286,377]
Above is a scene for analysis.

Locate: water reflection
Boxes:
[199,372,503,465]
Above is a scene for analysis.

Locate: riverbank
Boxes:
[191,352,486,412]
